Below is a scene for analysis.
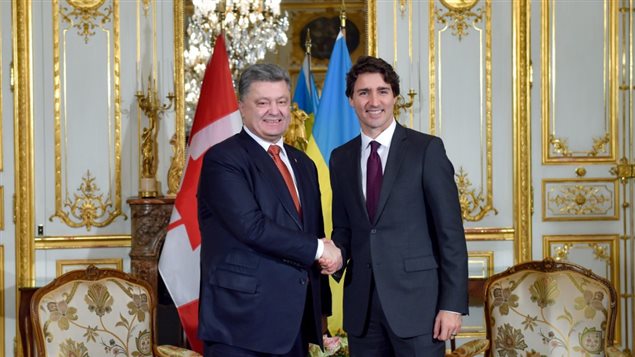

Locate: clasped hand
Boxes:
[318,239,342,275]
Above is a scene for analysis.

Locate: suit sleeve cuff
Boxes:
[315,239,324,260]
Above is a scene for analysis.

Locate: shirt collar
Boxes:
[360,118,397,150]
[243,126,288,157]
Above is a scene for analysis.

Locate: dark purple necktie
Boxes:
[366,141,383,222]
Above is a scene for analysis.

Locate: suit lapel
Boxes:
[344,136,368,221]
[374,124,407,223]
[238,131,302,229]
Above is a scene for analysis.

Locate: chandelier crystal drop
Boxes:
[184,0,289,130]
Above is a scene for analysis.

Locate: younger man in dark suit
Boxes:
[197,63,341,357]
[323,56,468,356]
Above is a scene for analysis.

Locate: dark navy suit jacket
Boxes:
[330,123,468,338]
[197,130,330,353]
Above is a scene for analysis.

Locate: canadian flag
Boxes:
[158,34,242,353]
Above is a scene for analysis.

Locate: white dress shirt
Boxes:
[243,126,324,259]
[360,119,397,198]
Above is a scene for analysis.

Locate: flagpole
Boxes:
[305,29,314,103]
[340,0,347,37]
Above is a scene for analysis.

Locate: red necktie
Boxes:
[268,145,302,216]
[366,141,383,222]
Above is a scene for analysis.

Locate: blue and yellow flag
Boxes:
[306,30,360,333]
[293,54,320,136]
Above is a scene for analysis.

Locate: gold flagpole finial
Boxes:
[305,28,312,57]
[340,0,347,31]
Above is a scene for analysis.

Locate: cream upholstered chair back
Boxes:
[31,265,157,357]
[484,258,619,357]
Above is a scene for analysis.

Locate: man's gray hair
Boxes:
[237,63,291,102]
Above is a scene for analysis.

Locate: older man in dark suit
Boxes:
[197,63,340,357]
[324,56,468,356]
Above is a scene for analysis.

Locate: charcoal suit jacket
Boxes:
[197,129,330,353]
[330,123,468,338]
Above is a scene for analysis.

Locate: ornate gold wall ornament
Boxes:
[141,0,150,15]
[49,170,125,231]
[545,182,615,219]
[166,133,184,196]
[553,243,572,261]
[455,167,498,221]
[575,167,587,177]
[589,243,610,263]
[61,0,112,43]
[610,157,635,181]
[393,89,417,118]
[435,0,483,40]
[589,132,610,156]
[548,134,572,157]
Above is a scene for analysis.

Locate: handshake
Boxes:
[318,238,343,275]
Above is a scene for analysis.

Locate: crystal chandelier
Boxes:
[184,0,289,130]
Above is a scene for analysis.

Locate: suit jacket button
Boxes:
[366,263,371,269]
[299,278,307,285]
[371,229,377,234]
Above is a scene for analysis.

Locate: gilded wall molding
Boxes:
[0,0,3,173]
[429,0,497,222]
[542,178,618,221]
[35,234,131,249]
[513,0,531,263]
[468,250,494,278]
[168,1,185,196]
[56,258,123,276]
[541,1,618,163]
[465,227,514,241]
[49,0,125,230]
[14,0,35,289]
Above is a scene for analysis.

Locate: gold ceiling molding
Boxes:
[513,0,532,263]
[62,0,112,43]
[50,0,125,230]
[542,0,618,164]
[430,0,496,223]
[435,0,482,40]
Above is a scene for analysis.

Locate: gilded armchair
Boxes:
[481,258,627,357]
[30,265,201,357]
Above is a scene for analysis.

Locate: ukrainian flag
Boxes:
[292,54,320,136]
[305,30,360,333]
